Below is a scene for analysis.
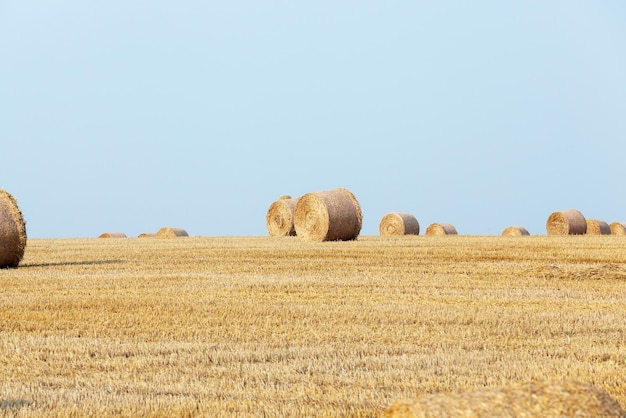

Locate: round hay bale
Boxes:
[425,223,457,236]
[379,213,420,236]
[278,195,292,200]
[383,380,625,418]
[609,222,626,236]
[266,197,298,237]
[293,188,362,242]
[586,219,610,235]
[501,226,530,236]
[546,209,587,235]
[0,189,27,268]
[156,227,189,238]
[137,232,156,238]
[98,232,127,238]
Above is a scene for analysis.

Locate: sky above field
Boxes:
[2,1,626,238]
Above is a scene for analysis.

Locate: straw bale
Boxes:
[501,226,530,237]
[278,195,292,200]
[384,380,626,417]
[425,223,457,236]
[137,233,156,238]
[586,219,610,235]
[379,213,420,236]
[0,189,27,268]
[546,209,586,235]
[266,197,298,237]
[610,222,626,236]
[156,227,189,237]
[294,188,362,242]
[98,232,127,238]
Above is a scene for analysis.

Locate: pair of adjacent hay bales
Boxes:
[379,213,420,236]
[384,380,625,417]
[0,189,27,268]
[266,188,362,242]
[98,232,127,238]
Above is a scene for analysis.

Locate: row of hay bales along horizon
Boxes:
[97,227,189,239]
[266,188,626,241]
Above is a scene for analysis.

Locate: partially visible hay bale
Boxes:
[156,227,189,238]
[546,209,587,235]
[137,233,156,238]
[0,189,27,268]
[383,380,626,418]
[610,222,626,236]
[278,195,292,200]
[501,226,530,236]
[586,219,610,235]
[294,188,362,242]
[266,197,298,237]
[379,213,420,236]
[98,232,127,238]
[425,223,457,236]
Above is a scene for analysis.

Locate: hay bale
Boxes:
[501,226,530,236]
[137,233,156,238]
[546,209,587,235]
[425,223,457,236]
[379,213,420,236]
[610,222,626,236]
[156,227,189,238]
[278,195,292,200]
[293,188,362,242]
[0,189,27,268]
[266,197,298,237]
[383,380,626,417]
[586,219,610,235]
[98,232,127,238]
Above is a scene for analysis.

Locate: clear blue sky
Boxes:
[2,1,625,238]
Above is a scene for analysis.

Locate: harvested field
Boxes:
[1,236,626,416]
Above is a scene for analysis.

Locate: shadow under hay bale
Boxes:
[294,188,362,242]
[384,380,626,418]
[586,219,610,235]
[610,222,626,236]
[156,227,189,238]
[425,223,457,236]
[266,196,298,237]
[98,232,127,238]
[501,226,530,236]
[546,209,587,235]
[0,189,27,268]
[379,212,420,236]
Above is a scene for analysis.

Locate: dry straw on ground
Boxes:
[546,209,587,235]
[425,223,457,236]
[501,226,530,236]
[610,222,626,236]
[379,213,420,236]
[384,380,626,418]
[98,232,127,238]
[156,227,189,238]
[0,189,27,268]
[137,233,156,238]
[266,196,298,237]
[294,188,362,242]
[586,219,611,235]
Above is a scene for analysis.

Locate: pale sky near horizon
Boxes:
[2,1,625,238]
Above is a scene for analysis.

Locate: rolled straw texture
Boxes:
[501,226,530,237]
[156,227,189,237]
[586,219,610,235]
[610,222,626,236]
[546,209,587,235]
[266,197,298,237]
[294,188,362,242]
[383,380,626,418]
[0,189,27,268]
[379,213,420,236]
[425,223,457,236]
[98,232,127,238]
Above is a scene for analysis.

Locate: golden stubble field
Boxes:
[1,235,625,417]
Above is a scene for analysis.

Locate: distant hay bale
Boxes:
[156,227,189,238]
[294,188,362,242]
[546,209,587,235]
[98,232,127,238]
[425,223,457,236]
[266,197,298,237]
[501,226,530,236]
[610,222,626,236]
[278,195,292,200]
[0,189,27,268]
[383,380,626,418]
[137,233,156,238]
[586,219,610,235]
[379,213,420,236]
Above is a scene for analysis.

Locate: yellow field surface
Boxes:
[1,235,625,417]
